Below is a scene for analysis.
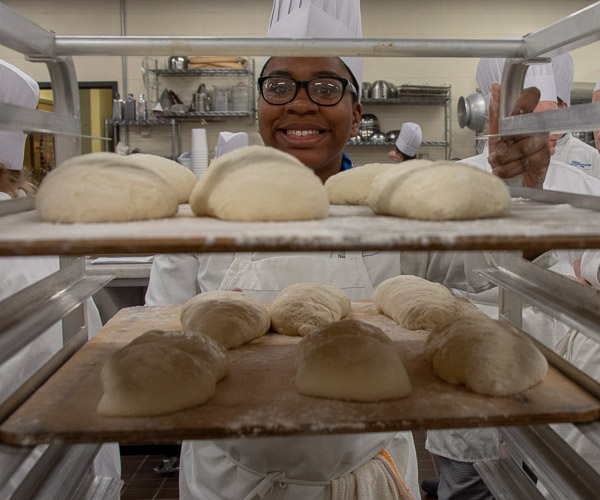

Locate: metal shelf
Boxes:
[149,67,252,76]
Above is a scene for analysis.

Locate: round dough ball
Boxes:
[374,275,463,330]
[36,152,178,223]
[368,161,510,220]
[97,329,229,417]
[324,162,397,205]
[295,319,412,402]
[127,153,197,203]
[269,282,351,337]
[189,145,329,221]
[181,291,271,349]
[425,315,548,396]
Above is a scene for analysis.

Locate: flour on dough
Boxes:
[324,162,397,205]
[368,160,510,220]
[189,145,329,221]
[295,319,411,402]
[36,152,178,223]
[425,314,548,396]
[97,329,229,417]
[181,290,271,349]
[374,275,463,330]
[269,282,351,337]
[127,153,197,203]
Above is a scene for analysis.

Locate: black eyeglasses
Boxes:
[257,76,357,106]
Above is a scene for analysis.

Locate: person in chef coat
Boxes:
[146,3,557,499]
[388,122,422,163]
[422,58,600,500]
[0,59,121,482]
[593,78,600,152]
[550,53,600,178]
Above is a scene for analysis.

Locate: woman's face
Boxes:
[258,57,362,182]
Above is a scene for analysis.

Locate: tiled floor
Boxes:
[119,434,440,499]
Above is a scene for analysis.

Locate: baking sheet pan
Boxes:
[2,301,599,446]
[2,201,600,257]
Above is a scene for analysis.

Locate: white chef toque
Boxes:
[523,62,557,104]
[476,58,556,109]
[0,60,40,171]
[395,122,422,157]
[551,52,574,106]
[214,131,249,158]
[261,0,363,96]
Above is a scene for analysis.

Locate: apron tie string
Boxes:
[242,471,287,500]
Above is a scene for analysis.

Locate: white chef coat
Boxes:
[426,149,600,462]
[0,246,120,480]
[148,251,421,499]
[553,133,600,179]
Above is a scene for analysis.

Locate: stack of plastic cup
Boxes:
[191,128,209,178]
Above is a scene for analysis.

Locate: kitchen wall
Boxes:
[1,0,599,163]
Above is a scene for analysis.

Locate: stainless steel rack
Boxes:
[2,1,600,498]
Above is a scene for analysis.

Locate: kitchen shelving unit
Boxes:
[3,1,600,498]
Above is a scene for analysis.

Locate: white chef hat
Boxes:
[476,57,556,109]
[261,0,363,94]
[395,122,422,157]
[214,131,249,158]
[524,62,557,103]
[551,52,574,106]
[0,60,40,170]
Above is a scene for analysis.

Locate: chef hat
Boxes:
[261,0,363,94]
[524,63,557,103]
[552,52,574,106]
[475,58,506,110]
[214,131,249,158]
[0,60,40,170]
[476,57,556,109]
[395,122,422,157]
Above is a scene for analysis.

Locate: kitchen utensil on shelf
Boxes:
[386,130,400,143]
[371,80,391,99]
[370,132,387,144]
[168,56,188,71]
[457,92,487,132]
[361,81,372,99]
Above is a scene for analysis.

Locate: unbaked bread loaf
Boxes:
[294,319,411,402]
[189,145,329,221]
[97,329,229,417]
[324,162,397,205]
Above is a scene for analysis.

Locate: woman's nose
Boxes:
[285,87,319,113]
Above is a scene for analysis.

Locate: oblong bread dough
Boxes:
[269,282,351,337]
[97,329,229,417]
[368,160,510,220]
[324,162,397,205]
[189,145,329,221]
[374,275,463,330]
[295,319,411,402]
[36,152,178,223]
[425,314,548,396]
[127,153,197,203]
[180,290,271,349]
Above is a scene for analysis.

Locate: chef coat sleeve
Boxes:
[145,253,201,305]
[580,250,600,288]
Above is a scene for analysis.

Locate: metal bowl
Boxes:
[347,135,363,145]
[359,127,380,140]
[457,92,487,132]
[386,129,400,143]
[370,132,387,144]
[360,113,380,128]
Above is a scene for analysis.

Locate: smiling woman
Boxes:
[257,57,362,183]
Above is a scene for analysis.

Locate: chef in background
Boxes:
[550,53,600,178]
[388,122,422,163]
[593,78,600,152]
[0,58,121,482]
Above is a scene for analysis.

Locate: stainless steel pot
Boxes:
[168,56,188,71]
[457,92,487,132]
[371,80,391,99]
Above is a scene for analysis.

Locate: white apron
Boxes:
[179,251,419,499]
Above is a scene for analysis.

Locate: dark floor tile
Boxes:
[155,489,179,499]
[120,487,158,500]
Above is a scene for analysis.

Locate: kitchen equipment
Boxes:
[168,56,188,71]
[212,87,229,112]
[3,302,599,446]
[111,95,123,120]
[231,82,249,112]
[371,80,391,99]
[359,113,380,129]
[457,91,487,132]
[347,135,363,145]
[136,94,147,121]
[361,81,372,99]
[358,127,379,141]
[123,93,136,121]
[386,129,400,143]
[370,132,387,144]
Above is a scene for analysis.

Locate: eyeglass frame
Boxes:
[257,75,358,106]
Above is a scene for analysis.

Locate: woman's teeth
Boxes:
[286,130,320,136]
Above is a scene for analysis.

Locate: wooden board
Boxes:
[2,302,600,446]
[2,201,600,257]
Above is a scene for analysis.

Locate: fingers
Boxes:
[508,86,541,116]
[489,146,549,188]
[490,133,549,165]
